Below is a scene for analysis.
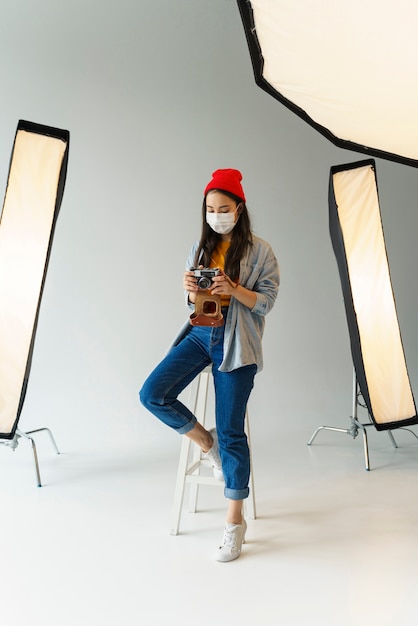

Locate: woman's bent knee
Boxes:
[139,381,156,411]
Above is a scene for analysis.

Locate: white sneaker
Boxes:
[216,520,247,562]
[203,428,223,481]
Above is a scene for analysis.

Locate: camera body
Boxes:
[191,267,221,289]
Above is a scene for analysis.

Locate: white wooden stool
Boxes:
[170,365,256,535]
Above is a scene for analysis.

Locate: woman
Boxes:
[140,168,279,561]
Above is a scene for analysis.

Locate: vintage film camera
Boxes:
[191,267,221,290]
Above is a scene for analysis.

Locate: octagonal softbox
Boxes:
[329,159,417,431]
[238,0,418,168]
[0,120,69,440]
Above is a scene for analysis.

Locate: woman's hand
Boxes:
[212,270,257,309]
[210,270,237,296]
[184,269,199,304]
[184,269,199,293]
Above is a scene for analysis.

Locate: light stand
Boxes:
[308,367,398,471]
[308,159,418,469]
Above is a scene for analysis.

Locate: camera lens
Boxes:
[198,277,211,289]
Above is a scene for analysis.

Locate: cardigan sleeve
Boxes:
[241,238,280,317]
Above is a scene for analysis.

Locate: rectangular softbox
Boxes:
[0,120,69,440]
[329,159,417,431]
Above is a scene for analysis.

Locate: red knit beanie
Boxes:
[204,168,246,202]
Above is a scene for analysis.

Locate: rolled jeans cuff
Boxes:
[176,418,196,435]
[224,486,249,500]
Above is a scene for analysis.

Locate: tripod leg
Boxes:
[15,430,42,487]
[16,427,60,486]
[26,427,60,454]
[307,425,351,445]
[355,423,370,471]
[387,430,398,449]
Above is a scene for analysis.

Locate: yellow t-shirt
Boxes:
[210,241,231,306]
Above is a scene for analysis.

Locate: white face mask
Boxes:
[206,210,237,235]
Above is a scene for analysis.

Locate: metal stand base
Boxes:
[307,418,397,471]
[307,368,398,471]
[0,427,60,487]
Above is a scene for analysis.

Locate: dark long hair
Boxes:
[193,190,253,282]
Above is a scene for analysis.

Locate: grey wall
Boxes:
[1,0,418,455]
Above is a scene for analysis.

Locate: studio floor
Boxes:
[1,420,418,626]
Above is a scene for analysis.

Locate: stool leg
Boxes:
[244,409,256,520]
[170,370,210,533]
[170,436,192,535]
[188,371,210,513]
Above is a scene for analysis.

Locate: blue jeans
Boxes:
[139,322,257,500]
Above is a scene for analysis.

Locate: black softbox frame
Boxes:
[237,0,418,168]
[329,159,418,431]
[0,120,69,440]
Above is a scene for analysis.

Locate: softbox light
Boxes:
[237,0,418,167]
[0,120,69,441]
[329,159,417,431]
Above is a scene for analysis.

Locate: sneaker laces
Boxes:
[216,521,247,561]
[222,525,241,552]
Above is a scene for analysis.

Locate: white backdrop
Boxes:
[1,0,418,457]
